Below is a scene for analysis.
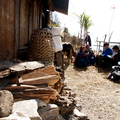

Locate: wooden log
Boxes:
[14,0,20,59]
[3,84,47,91]
[9,61,44,72]
[19,70,50,80]
[39,65,59,75]
[22,75,60,85]
[3,84,37,91]
[54,80,63,93]
[0,69,10,78]
[25,94,57,100]
[10,65,60,84]
[12,92,57,100]
[24,88,57,95]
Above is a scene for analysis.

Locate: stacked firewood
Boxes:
[0,61,61,102]
[0,61,79,118]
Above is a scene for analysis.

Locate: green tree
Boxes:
[83,12,92,32]
[72,12,93,39]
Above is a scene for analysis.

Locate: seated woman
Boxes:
[96,42,113,67]
[85,45,95,65]
[110,45,120,65]
[74,46,90,67]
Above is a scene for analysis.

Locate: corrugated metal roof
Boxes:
[52,0,69,15]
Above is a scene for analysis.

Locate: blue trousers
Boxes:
[77,58,90,67]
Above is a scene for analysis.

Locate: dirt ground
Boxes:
[64,62,120,120]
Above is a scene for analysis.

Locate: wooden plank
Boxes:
[12,92,57,100]
[3,84,48,91]
[38,65,59,75]
[0,69,10,78]
[25,0,29,44]
[3,84,36,90]
[6,0,15,60]
[14,0,20,59]
[0,0,7,59]
[33,0,37,30]
[20,0,26,47]
[28,0,33,41]
[0,1,2,59]
[9,61,44,72]
[37,0,40,28]
[10,65,59,83]
[22,75,60,85]
[39,1,42,29]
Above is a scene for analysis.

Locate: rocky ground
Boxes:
[64,62,120,120]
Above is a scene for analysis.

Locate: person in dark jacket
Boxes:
[84,34,92,46]
[96,42,113,67]
[74,46,90,67]
[85,45,95,65]
[110,45,120,65]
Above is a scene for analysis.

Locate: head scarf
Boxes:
[80,46,85,51]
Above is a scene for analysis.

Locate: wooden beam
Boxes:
[14,0,20,59]
[33,0,37,30]
[20,0,26,47]
[25,0,29,44]
[28,0,33,41]
[0,0,7,59]
[22,75,60,85]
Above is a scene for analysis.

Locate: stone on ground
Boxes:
[38,104,59,120]
[0,90,14,117]
[59,114,65,120]
[13,99,42,120]
[73,109,87,118]
[0,111,30,120]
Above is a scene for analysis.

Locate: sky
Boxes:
[53,0,120,48]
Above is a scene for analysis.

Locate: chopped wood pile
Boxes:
[4,65,60,102]
[0,60,80,119]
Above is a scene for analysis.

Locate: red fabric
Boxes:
[80,46,85,51]
[85,36,88,42]
[86,45,89,48]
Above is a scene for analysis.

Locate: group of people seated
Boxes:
[74,42,120,68]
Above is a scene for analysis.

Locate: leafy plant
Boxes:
[72,12,93,38]
[50,13,61,27]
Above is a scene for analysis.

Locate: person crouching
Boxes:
[85,45,95,65]
[95,42,113,67]
[110,45,120,65]
[74,46,90,67]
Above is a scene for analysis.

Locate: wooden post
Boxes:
[14,0,20,59]
[103,34,107,51]
[96,37,98,54]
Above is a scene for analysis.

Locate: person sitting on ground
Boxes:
[74,46,90,67]
[110,45,120,65]
[85,45,95,65]
[95,42,113,67]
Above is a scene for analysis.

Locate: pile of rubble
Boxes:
[0,60,88,120]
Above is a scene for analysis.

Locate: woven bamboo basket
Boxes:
[27,29,54,64]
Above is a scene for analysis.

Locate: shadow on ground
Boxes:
[63,61,70,70]
[73,65,87,72]
[95,66,112,73]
